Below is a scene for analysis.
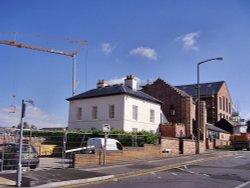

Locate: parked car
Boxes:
[87,138,123,153]
[0,143,39,170]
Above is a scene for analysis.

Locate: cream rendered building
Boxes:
[67,75,167,132]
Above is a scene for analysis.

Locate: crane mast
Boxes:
[0,37,88,96]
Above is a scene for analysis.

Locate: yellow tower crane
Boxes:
[0,32,88,96]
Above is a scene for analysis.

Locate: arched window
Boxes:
[169,105,175,116]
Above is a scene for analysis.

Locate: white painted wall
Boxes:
[123,96,161,132]
[68,95,124,130]
[68,94,162,132]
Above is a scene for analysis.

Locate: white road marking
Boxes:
[150,171,161,179]
[171,172,178,176]
[202,174,210,177]
[235,181,250,188]
[235,156,244,159]
[177,167,209,177]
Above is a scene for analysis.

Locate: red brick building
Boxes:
[176,81,232,124]
[141,79,197,138]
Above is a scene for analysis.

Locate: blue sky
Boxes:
[0,0,250,128]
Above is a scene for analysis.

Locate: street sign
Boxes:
[102,124,111,133]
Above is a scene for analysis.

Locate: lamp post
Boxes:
[16,99,34,187]
[196,57,223,154]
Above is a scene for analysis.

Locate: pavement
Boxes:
[0,150,239,188]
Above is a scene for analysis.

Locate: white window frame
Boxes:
[150,109,155,123]
[132,105,138,120]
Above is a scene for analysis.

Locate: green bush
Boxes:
[23,129,160,148]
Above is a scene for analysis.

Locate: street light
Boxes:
[16,99,34,187]
[196,57,223,154]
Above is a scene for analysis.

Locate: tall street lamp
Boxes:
[196,57,223,154]
[16,99,34,187]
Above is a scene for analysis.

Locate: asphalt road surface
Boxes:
[80,151,250,188]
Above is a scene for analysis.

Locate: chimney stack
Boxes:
[125,75,137,90]
[97,80,108,88]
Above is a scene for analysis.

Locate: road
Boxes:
[79,151,250,188]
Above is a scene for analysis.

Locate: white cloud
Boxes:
[101,42,114,55]
[177,32,200,51]
[130,47,158,61]
[109,77,126,85]
[0,106,66,128]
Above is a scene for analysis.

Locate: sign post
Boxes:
[102,124,111,165]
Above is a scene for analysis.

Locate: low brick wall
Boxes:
[215,139,230,148]
[183,139,196,155]
[161,137,180,156]
[161,137,206,156]
[74,144,162,168]
[206,139,215,149]
[75,139,214,168]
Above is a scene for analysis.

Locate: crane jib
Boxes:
[0,39,74,57]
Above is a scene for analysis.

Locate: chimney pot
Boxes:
[125,75,137,90]
[97,80,108,88]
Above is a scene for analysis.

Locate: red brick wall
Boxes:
[142,79,195,137]
[215,139,231,147]
[200,101,207,141]
[161,137,180,156]
[183,140,196,155]
[74,145,162,168]
[161,137,206,156]
[160,123,185,137]
[206,139,215,149]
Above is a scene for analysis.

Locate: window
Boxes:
[219,97,222,110]
[226,98,228,113]
[76,107,82,120]
[169,105,176,116]
[92,106,98,119]
[223,96,225,111]
[109,105,115,119]
[229,103,231,114]
[116,142,123,150]
[132,105,138,120]
[150,109,155,123]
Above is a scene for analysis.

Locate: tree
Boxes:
[30,124,37,130]
[246,120,250,126]
[17,122,30,129]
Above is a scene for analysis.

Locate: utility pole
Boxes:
[16,100,34,187]
[196,57,223,154]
